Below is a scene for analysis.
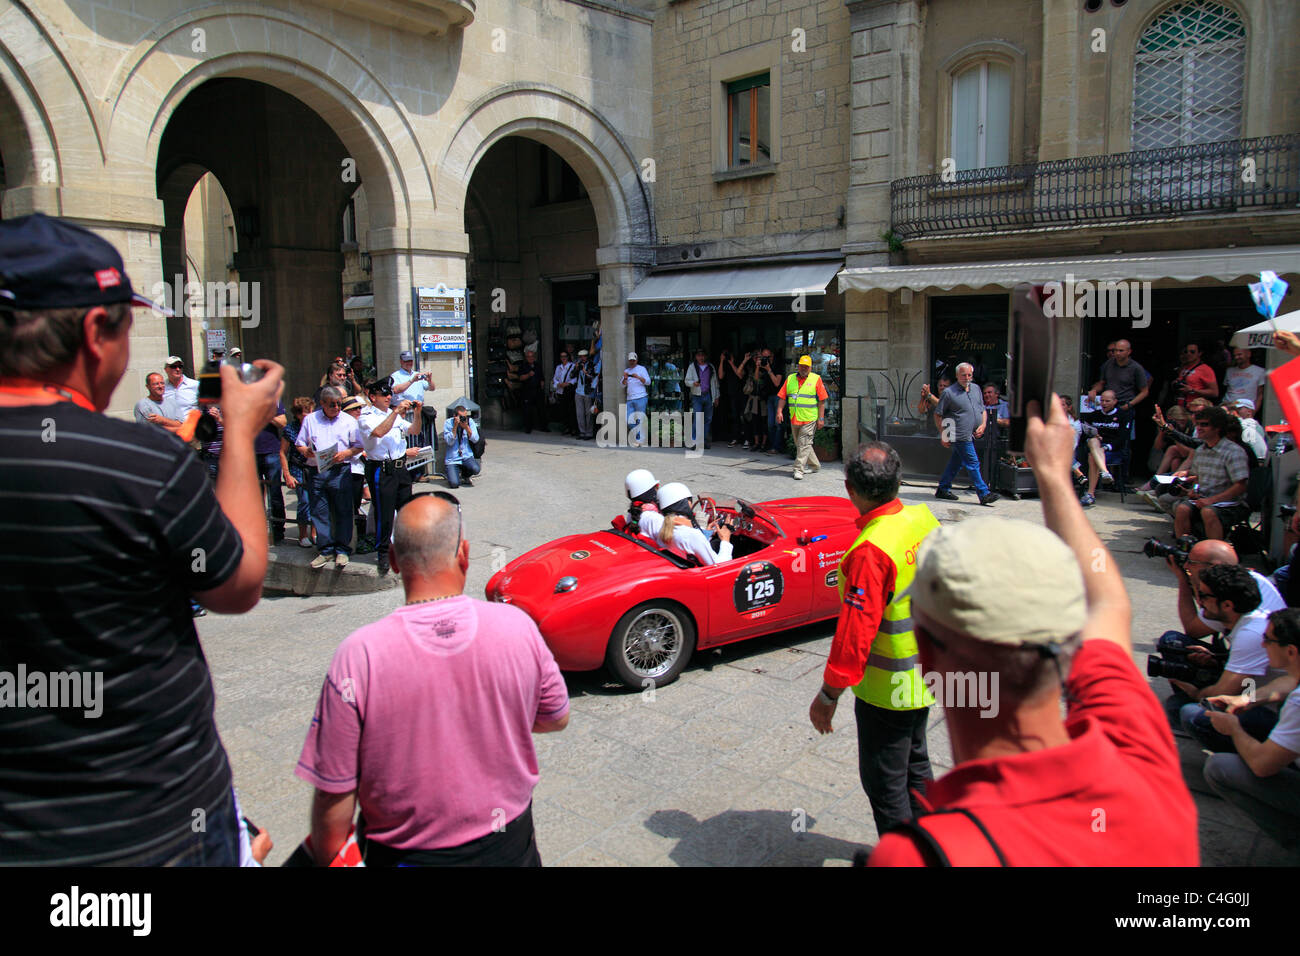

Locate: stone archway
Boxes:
[440,84,657,413]
[96,11,444,394]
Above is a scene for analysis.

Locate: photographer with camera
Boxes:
[1202,608,1300,855]
[443,404,481,490]
[0,214,284,864]
[1159,406,1250,541]
[1159,564,1277,751]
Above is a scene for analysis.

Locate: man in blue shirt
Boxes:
[442,404,481,489]
[391,349,434,452]
[934,363,999,506]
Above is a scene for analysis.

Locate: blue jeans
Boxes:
[766,395,781,451]
[310,464,354,556]
[937,440,990,497]
[291,466,311,534]
[445,457,481,489]
[627,396,648,440]
[691,394,714,446]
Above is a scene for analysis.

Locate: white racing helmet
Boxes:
[625,469,658,500]
[657,482,693,512]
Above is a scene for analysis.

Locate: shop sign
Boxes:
[942,328,1000,353]
[629,293,824,316]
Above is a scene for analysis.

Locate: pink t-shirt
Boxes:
[295,596,569,851]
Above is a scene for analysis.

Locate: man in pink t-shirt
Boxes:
[296,494,570,866]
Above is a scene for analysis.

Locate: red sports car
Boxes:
[485,494,863,687]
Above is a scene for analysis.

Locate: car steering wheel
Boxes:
[693,495,718,529]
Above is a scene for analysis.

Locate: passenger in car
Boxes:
[624,468,660,535]
[646,482,734,566]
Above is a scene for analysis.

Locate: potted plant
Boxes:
[813,427,841,462]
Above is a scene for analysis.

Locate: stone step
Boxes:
[264,542,398,596]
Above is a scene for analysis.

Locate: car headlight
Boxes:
[555,576,578,594]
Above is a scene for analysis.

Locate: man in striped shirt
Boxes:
[0,213,284,865]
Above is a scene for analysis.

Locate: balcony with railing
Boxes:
[890,134,1300,241]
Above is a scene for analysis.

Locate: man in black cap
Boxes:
[0,213,284,865]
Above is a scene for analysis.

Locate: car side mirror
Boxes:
[797,528,810,546]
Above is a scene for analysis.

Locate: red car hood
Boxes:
[485,528,666,611]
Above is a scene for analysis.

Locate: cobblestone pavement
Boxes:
[200,427,1300,866]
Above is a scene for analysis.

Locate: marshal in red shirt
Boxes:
[869,639,1199,866]
[823,500,901,689]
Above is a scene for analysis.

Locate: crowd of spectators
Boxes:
[132,347,479,572]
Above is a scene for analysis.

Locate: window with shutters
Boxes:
[1131,1,1246,210]
[1132,1,1245,150]
[950,61,1012,172]
[726,73,771,169]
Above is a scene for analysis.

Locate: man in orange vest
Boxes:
[776,355,828,480]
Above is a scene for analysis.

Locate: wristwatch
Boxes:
[817,689,838,707]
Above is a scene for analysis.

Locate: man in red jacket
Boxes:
[870,395,1199,866]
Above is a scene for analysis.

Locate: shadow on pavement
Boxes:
[644,808,866,867]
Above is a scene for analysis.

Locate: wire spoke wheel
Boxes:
[607,601,696,688]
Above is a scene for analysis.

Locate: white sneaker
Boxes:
[310,553,330,569]
[335,553,349,568]
[298,536,312,549]
[793,471,804,480]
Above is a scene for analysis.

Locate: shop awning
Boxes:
[837,246,1300,294]
[343,294,374,313]
[628,261,842,316]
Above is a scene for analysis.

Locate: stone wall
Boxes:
[650,0,849,258]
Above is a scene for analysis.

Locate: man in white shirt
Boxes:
[552,350,576,436]
[1168,564,1275,751]
[641,483,733,566]
[1205,607,1300,854]
[622,351,651,447]
[390,349,434,453]
[360,379,422,576]
[1230,398,1268,463]
[1224,348,1267,411]
[163,356,199,419]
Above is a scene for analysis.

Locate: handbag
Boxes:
[471,434,486,458]
[743,376,755,396]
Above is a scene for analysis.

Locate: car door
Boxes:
[699,542,811,648]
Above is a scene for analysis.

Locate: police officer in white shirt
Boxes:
[360,379,423,575]
[642,482,733,566]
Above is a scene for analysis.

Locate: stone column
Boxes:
[596,243,655,428]
[843,0,924,259]
[842,0,925,453]
[369,226,470,411]
[233,246,343,402]
[87,220,171,421]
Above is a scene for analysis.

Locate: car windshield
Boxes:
[699,495,778,532]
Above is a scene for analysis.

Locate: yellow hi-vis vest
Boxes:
[837,503,941,709]
[784,372,822,424]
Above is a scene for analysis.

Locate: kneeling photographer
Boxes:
[1158,563,1278,751]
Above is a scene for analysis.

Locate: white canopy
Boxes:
[1230,309,1300,349]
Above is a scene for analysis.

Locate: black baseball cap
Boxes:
[0,213,170,313]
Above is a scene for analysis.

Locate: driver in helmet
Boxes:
[650,482,733,566]
[625,469,660,535]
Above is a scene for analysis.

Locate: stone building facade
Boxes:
[0,0,657,417]
[838,0,1300,475]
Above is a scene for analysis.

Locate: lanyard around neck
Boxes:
[0,378,97,411]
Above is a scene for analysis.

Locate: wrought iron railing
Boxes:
[891,134,1300,239]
